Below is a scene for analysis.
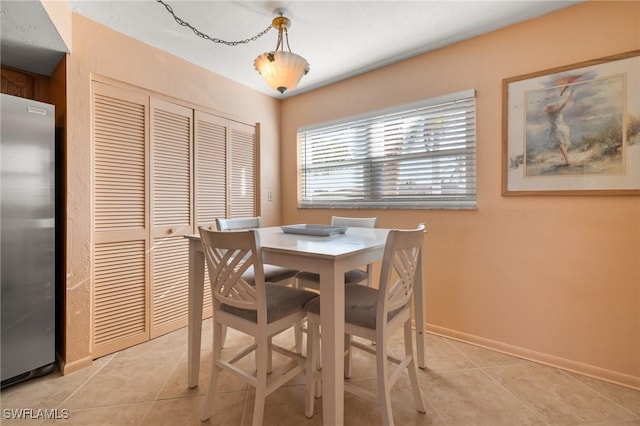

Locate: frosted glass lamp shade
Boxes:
[254,51,310,94]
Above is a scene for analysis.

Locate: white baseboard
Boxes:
[423,323,640,391]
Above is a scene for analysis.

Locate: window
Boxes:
[299,89,476,209]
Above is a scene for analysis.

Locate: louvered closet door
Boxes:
[92,82,150,358]
[228,121,257,218]
[194,111,229,317]
[150,98,193,338]
[194,111,227,229]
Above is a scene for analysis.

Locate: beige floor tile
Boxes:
[44,403,152,425]
[342,374,445,426]
[200,317,213,351]
[0,409,42,426]
[199,318,255,353]
[219,326,255,350]
[115,327,187,359]
[343,344,378,380]
[142,393,246,426]
[269,327,300,350]
[484,363,636,425]
[244,385,323,426]
[4,322,639,426]
[420,334,478,372]
[64,352,183,409]
[418,368,546,426]
[0,354,115,425]
[447,339,530,368]
[606,420,640,426]
[277,368,308,388]
[342,392,390,426]
[563,371,640,417]
[156,350,249,400]
[155,351,209,400]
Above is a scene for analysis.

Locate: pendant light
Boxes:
[253,14,310,94]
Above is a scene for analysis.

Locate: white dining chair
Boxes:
[304,224,427,426]
[295,216,378,289]
[199,227,318,426]
[216,217,299,285]
[215,216,301,350]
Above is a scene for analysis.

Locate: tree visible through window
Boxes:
[299,90,477,209]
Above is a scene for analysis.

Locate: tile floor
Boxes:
[1,319,639,426]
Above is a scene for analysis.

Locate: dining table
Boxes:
[185,225,427,426]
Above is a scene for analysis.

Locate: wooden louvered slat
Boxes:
[94,90,146,231]
[229,124,256,218]
[150,236,190,337]
[150,98,192,229]
[93,240,147,355]
[195,111,228,227]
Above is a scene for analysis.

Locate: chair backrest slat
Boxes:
[378,224,426,316]
[199,227,265,314]
[216,216,262,231]
[331,216,377,228]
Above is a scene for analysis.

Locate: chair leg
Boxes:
[252,334,269,426]
[305,318,319,418]
[404,322,426,413]
[376,334,394,426]
[294,319,304,354]
[344,333,352,379]
[293,278,304,354]
[314,322,322,398]
[267,336,273,374]
[220,325,228,348]
[202,321,223,422]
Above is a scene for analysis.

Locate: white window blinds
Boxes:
[299,89,477,209]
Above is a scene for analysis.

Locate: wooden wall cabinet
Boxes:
[1,67,50,102]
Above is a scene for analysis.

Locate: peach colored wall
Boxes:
[62,13,281,372]
[41,0,72,53]
[281,2,640,387]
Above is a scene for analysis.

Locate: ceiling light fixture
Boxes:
[253,14,310,94]
[156,0,309,94]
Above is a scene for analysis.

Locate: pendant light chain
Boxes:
[156,0,273,46]
[156,0,310,93]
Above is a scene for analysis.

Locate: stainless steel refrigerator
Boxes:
[1,93,56,387]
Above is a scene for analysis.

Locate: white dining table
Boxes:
[185,226,427,426]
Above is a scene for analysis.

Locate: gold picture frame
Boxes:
[502,50,640,195]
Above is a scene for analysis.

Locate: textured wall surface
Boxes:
[281,1,640,387]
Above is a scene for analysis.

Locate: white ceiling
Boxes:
[2,1,580,98]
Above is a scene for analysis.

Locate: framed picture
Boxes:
[502,50,640,195]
